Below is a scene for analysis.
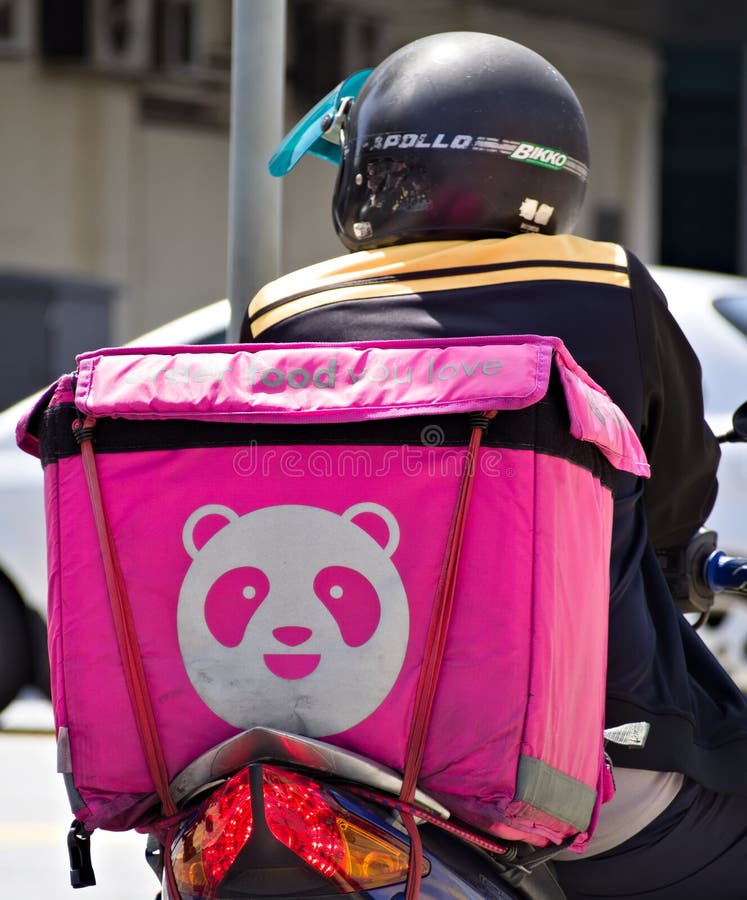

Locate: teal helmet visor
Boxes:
[268,68,372,177]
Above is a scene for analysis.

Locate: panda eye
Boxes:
[204,566,270,647]
[313,566,381,647]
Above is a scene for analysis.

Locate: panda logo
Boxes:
[177,502,409,736]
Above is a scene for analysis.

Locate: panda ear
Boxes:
[342,503,400,556]
[183,505,239,558]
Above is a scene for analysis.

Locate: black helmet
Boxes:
[331,32,590,250]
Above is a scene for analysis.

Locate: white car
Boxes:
[0,299,230,711]
[0,269,746,712]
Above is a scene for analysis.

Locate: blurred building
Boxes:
[0,0,744,401]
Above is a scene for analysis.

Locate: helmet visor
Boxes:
[269,69,372,177]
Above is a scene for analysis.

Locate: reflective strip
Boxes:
[603,721,650,748]
[58,728,86,811]
[56,726,72,773]
[516,755,597,832]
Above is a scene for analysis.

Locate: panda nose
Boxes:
[273,626,313,647]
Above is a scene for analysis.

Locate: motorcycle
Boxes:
[148,725,567,900]
[71,720,565,900]
[69,404,747,900]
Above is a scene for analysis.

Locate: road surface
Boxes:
[0,690,158,898]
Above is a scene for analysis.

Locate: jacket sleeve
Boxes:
[627,251,720,548]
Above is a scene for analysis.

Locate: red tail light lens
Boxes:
[262,767,422,891]
[170,765,425,897]
[262,768,345,878]
[172,768,254,898]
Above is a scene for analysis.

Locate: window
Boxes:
[0,0,31,55]
[288,1,382,106]
[660,48,741,273]
[714,296,747,338]
[154,0,199,72]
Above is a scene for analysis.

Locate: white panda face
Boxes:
[177,503,409,736]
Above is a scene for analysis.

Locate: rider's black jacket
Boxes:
[242,233,747,796]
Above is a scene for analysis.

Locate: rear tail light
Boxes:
[170,765,426,897]
[262,767,419,890]
[172,768,254,897]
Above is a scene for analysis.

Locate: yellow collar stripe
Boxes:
[249,236,630,337]
[251,261,629,336]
